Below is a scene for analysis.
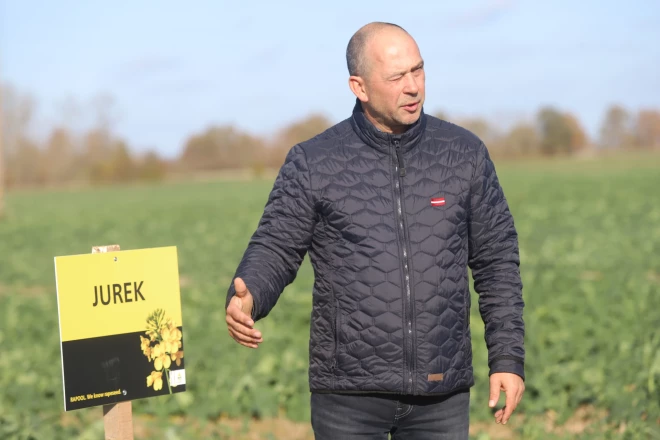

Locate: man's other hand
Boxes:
[488,372,525,425]
[226,277,263,348]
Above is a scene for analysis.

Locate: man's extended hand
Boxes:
[489,372,525,425]
[226,277,263,348]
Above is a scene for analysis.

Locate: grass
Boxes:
[0,152,659,439]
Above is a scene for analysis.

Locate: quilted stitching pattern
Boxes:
[227,101,525,396]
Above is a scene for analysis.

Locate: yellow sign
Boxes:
[54,246,186,411]
[55,246,183,341]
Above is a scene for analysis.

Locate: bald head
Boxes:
[346,22,425,134]
[346,22,410,78]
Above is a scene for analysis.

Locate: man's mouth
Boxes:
[402,102,419,112]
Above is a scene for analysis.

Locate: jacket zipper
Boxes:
[393,139,414,394]
[331,298,338,371]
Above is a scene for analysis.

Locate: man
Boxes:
[225,22,525,439]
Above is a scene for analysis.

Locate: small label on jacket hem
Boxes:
[428,373,444,381]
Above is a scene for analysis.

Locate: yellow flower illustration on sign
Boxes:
[140,308,184,393]
[140,336,152,359]
[171,350,184,367]
[146,371,163,391]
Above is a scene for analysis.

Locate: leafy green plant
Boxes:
[0,155,659,438]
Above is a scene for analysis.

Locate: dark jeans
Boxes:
[310,388,470,440]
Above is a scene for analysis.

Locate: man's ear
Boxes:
[349,76,369,102]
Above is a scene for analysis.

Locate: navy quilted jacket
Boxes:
[226,100,525,396]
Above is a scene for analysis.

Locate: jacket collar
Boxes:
[350,98,427,155]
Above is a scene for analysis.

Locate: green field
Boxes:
[1,153,659,439]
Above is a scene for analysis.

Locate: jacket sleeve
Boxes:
[225,144,317,322]
[467,141,525,380]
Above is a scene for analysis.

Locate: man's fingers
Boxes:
[226,306,263,349]
[230,334,258,349]
[226,313,261,340]
[489,377,501,408]
[516,386,524,407]
[233,277,249,298]
[228,316,263,341]
[501,389,518,424]
[230,279,255,319]
[228,328,260,348]
[227,300,254,327]
[229,329,258,347]
[489,374,525,425]
[226,292,261,349]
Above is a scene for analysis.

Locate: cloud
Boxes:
[450,0,517,28]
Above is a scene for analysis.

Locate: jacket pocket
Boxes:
[332,297,340,371]
[463,293,472,360]
[464,288,471,330]
[465,302,470,328]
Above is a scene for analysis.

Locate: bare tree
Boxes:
[599,105,634,149]
[456,116,501,148]
[537,107,574,155]
[180,125,266,171]
[268,114,332,168]
[502,122,540,157]
[634,109,660,149]
[563,112,590,152]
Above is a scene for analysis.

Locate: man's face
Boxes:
[359,31,426,134]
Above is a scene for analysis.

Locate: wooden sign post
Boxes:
[54,244,186,440]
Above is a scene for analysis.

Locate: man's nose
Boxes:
[402,73,419,95]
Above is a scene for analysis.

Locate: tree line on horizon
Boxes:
[1,83,659,189]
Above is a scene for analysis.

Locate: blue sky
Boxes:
[1,0,659,157]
